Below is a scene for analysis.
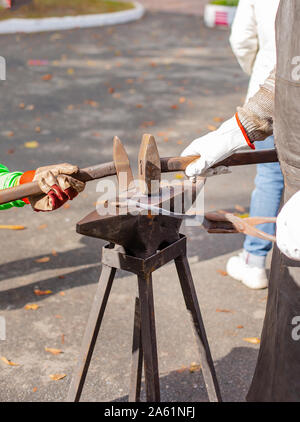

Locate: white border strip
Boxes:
[0,1,144,34]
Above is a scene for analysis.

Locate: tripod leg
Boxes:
[175,255,222,402]
[138,273,160,402]
[67,264,116,402]
[129,297,143,402]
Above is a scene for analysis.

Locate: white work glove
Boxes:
[181,115,253,179]
[276,190,300,261]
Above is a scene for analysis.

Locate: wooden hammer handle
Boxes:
[0,162,116,206]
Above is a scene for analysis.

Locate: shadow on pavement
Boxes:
[113,346,257,402]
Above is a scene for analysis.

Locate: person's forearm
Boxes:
[237,68,275,143]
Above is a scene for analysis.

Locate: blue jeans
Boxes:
[243,136,284,259]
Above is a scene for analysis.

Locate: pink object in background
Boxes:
[0,0,12,8]
[204,4,237,28]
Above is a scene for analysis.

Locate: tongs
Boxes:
[204,212,277,242]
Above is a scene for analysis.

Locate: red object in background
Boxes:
[215,11,228,26]
[1,0,12,8]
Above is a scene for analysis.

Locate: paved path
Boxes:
[0,12,268,402]
[139,0,206,15]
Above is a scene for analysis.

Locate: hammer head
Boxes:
[138,134,161,195]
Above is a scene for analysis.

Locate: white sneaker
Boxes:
[226,253,268,290]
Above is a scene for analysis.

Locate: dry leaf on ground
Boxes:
[217,269,228,276]
[1,356,19,366]
[34,289,52,296]
[35,257,50,263]
[42,74,53,81]
[216,308,234,313]
[235,204,246,213]
[189,362,201,373]
[207,125,217,131]
[24,303,39,311]
[38,224,47,230]
[0,225,25,230]
[243,337,260,344]
[49,374,66,381]
[45,347,63,355]
[25,141,39,149]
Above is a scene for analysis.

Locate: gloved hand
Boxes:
[21,163,85,212]
[181,114,254,179]
[276,191,300,261]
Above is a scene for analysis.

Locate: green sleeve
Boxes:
[0,164,26,210]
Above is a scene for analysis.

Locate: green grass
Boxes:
[210,0,239,6]
[0,0,134,20]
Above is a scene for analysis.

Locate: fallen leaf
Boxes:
[45,347,63,355]
[189,362,201,373]
[35,257,50,263]
[58,275,65,280]
[235,205,246,213]
[35,126,41,133]
[207,125,217,131]
[63,203,70,209]
[24,303,39,311]
[213,117,223,122]
[61,334,65,344]
[135,104,143,108]
[49,374,66,381]
[140,121,155,128]
[175,174,184,179]
[84,99,99,107]
[26,104,35,111]
[176,366,187,373]
[237,213,250,219]
[179,97,186,103]
[52,250,57,256]
[1,356,19,366]
[237,325,244,329]
[19,102,25,109]
[217,269,228,276]
[59,291,65,296]
[34,289,52,296]
[42,74,53,81]
[5,130,14,137]
[67,105,74,110]
[243,337,260,345]
[32,387,37,393]
[67,68,74,75]
[216,308,234,313]
[28,59,49,66]
[7,149,15,155]
[177,140,183,145]
[126,79,134,84]
[171,104,178,109]
[25,141,39,149]
[0,225,25,230]
[108,87,115,94]
[55,315,62,319]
